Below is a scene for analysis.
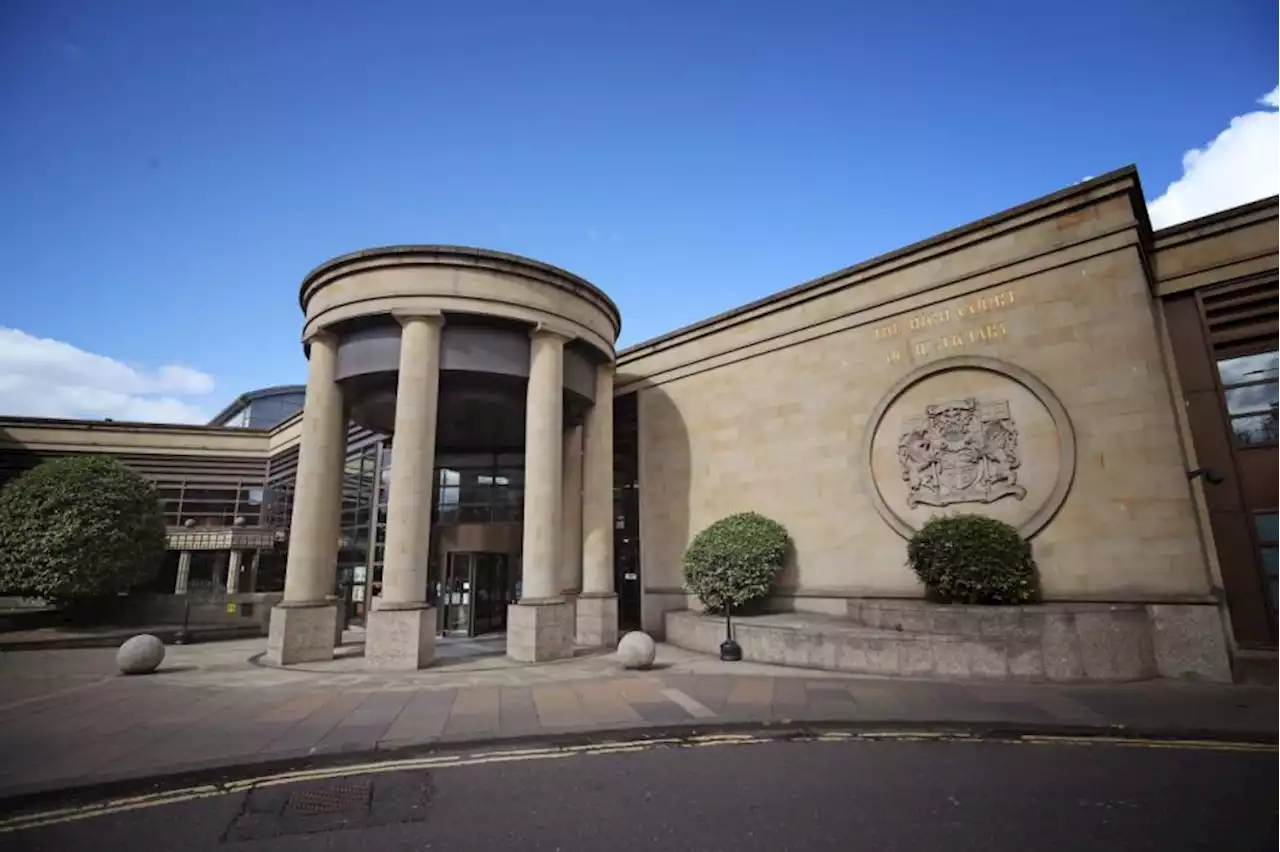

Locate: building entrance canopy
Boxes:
[267,246,622,670]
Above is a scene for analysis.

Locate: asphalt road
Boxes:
[6,735,1276,852]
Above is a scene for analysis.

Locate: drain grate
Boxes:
[225,773,433,841]
[284,781,372,817]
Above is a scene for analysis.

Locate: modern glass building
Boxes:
[210,386,307,430]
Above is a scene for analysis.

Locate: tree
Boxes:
[906,513,1039,605]
[682,512,790,613]
[0,456,167,603]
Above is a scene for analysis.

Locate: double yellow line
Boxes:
[0,731,1271,834]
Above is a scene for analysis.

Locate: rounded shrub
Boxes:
[682,511,789,612]
[0,456,167,603]
[906,513,1038,605]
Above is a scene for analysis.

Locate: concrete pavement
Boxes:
[0,632,1274,802]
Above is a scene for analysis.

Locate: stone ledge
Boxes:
[848,600,1147,638]
[666,603,1231,683]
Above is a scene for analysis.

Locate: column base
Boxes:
[575,593,619,647]
[507,599,574,662]
[561,590,579,635]
[267,602,337,666]
[365,604,437,670]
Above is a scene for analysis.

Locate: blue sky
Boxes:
[1,0,1277,422]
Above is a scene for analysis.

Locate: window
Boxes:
[429,454,523,524]
[1257,513,1278,612]
[1217,350,1279,446]
[154,480,267,528]
[219,406,252,428]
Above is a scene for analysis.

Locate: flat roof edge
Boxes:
[1151,196,1280,244]
[618,166,1143,359]
[299,244,622,336]
[0,415,271,436]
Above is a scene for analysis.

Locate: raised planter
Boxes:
[120,592,284,634]
[665,600,1231,683]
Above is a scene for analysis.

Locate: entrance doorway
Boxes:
[440,552,512,637]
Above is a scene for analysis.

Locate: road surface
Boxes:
[4,732,1275,851]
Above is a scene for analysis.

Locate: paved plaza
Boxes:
[0,633,1274,801]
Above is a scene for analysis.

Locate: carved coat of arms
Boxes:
[897,398,1027,509]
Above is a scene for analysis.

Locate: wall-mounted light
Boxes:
[1187,467,1225,485]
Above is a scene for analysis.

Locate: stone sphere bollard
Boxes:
[117,634,165,675]
[617,631,657,670]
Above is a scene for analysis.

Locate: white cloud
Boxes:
[1147,85,1280,229]
[0,328,216,424]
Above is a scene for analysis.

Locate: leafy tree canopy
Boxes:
[0,456,167,602]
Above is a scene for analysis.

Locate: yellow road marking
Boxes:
[1016,735,1274,753]
[0,730,1271,834]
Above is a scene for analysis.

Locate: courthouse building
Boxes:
[0,167,1275,677]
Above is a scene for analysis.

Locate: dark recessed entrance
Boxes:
[439,552,514,637]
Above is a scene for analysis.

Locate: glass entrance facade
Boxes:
[264,392,637,639]
[333,436,527,636]
[440,552,514,636]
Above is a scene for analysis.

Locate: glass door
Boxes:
[471,553,510,635]
[440,551,514,636]
[442,553,474,635]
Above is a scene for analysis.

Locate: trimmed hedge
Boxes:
[682,511,789,612]
[0,456,167,603]
[906,513,1038,605]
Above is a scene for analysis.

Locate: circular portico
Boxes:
[266,246,621,669]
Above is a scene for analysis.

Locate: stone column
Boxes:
[560,424,584,623]
[267,330,345,665]
[226,550,242,595]
[366,313,444,669]
[174,550,192,594]
[508,328,574,662]
[576,362,618,647]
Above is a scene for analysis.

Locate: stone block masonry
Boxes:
[665,602,1232,683]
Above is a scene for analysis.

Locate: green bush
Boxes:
[0,456,167,603]
[682,512,789,612]
[906,513,1038,605]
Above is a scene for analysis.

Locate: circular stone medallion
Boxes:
[862,355,1076,539]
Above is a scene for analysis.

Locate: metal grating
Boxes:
[1201,276,1279,359]
[284,781,372,817]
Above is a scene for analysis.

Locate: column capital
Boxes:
[392,309,445,328]
[302,327,339,348]
[530,322,574,344]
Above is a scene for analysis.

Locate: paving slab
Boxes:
[0,635,1273,801]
